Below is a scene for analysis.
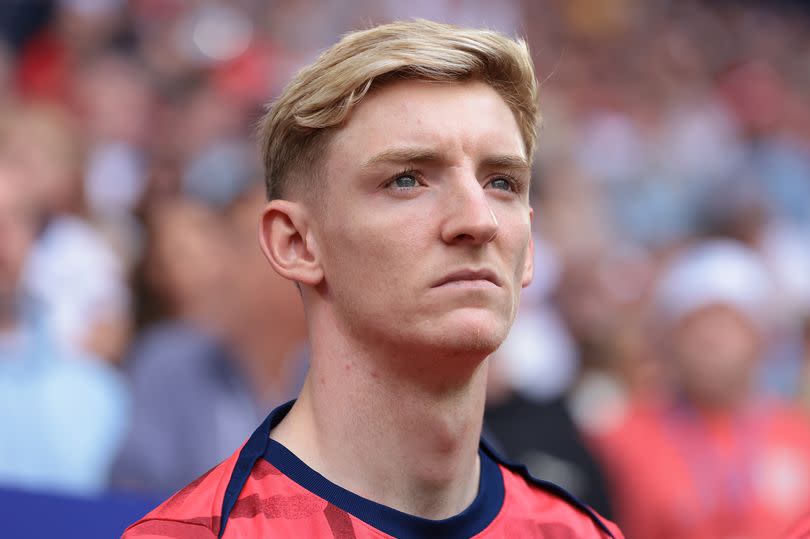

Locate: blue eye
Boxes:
[488,178,514,191]
[391,174,418,189]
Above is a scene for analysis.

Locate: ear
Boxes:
[521,208,534,288]
[258,199,324,287]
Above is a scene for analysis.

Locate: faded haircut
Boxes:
[257,19,539,201]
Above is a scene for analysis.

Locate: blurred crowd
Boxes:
[1,1,810,538]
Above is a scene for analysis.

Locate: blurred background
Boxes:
[1,0,810,537]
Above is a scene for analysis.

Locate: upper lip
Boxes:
[432,268,501,288]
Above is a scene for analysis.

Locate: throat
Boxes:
[270,355,490,520]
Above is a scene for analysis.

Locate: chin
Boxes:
[425,308,512,357]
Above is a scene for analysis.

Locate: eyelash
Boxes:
[488,175,520,193]
[384,168,520,193]
[386,167,422,189]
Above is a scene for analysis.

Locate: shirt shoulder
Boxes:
[124,455,370,539]
[121,448,241,538]
[494,464,624,538]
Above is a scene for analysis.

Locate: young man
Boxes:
[123,20,621,538]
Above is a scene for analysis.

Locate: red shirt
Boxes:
[123,401,622,538]
[784,512,810,538]
[590,399,810,539]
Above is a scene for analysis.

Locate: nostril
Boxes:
[453,232,476,243]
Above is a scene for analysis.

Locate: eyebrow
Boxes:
[360,147,442,169]
[360,146,530,173]
[481,154,532,174]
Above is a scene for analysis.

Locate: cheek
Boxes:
[504,219,532,286]
[513,239,530,278]
[323,217,425,304]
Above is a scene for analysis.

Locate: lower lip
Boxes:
[435,279,498,289]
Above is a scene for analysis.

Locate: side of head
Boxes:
[142,197,229,319]
[257,20,540,364]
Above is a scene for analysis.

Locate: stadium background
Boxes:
[1,0,810,537]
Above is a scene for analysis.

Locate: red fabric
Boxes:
[784,512,810,538]
[122,448,621,538]
[16,30,70,103]
[589,399,810,539]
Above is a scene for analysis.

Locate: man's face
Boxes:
[311,79,533,359]
[670,304,762,407]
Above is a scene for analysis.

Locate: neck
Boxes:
[271,319,489,520]
[676,385,752,419]
[680,374,753,416]
[178,293,224,334]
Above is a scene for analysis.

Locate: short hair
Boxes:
[257,19,540,201]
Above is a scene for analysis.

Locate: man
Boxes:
[3,103,132,365]
[0,157,128,494]
[112,193,307,496]
[589,240,810,539]
[124,20,621,538]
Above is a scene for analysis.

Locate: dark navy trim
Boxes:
[479,437,616,538]
[218,400,295,538]
[264,435,503,539]
[219,400,612,538]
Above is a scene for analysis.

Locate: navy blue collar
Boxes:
[218,400,614,538]
[218,400,503,538]
[264,431,503,539]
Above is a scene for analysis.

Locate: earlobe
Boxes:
[258,200,324,287]
[521,209,534,288]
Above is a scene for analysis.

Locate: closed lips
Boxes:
[432,269,500,287]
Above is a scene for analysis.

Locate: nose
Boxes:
[440,175,499,246]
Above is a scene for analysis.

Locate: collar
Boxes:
[218,400,503,538]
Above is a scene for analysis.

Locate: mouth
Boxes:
[431,268,501,288]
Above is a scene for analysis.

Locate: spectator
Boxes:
[0,103,132,365]
[112,191,307,496]
[0,157,128,494]
[588,240,810,539]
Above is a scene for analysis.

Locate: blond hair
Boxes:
[257,19,539,200]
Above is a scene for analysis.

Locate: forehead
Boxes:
[327,79,526,169]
